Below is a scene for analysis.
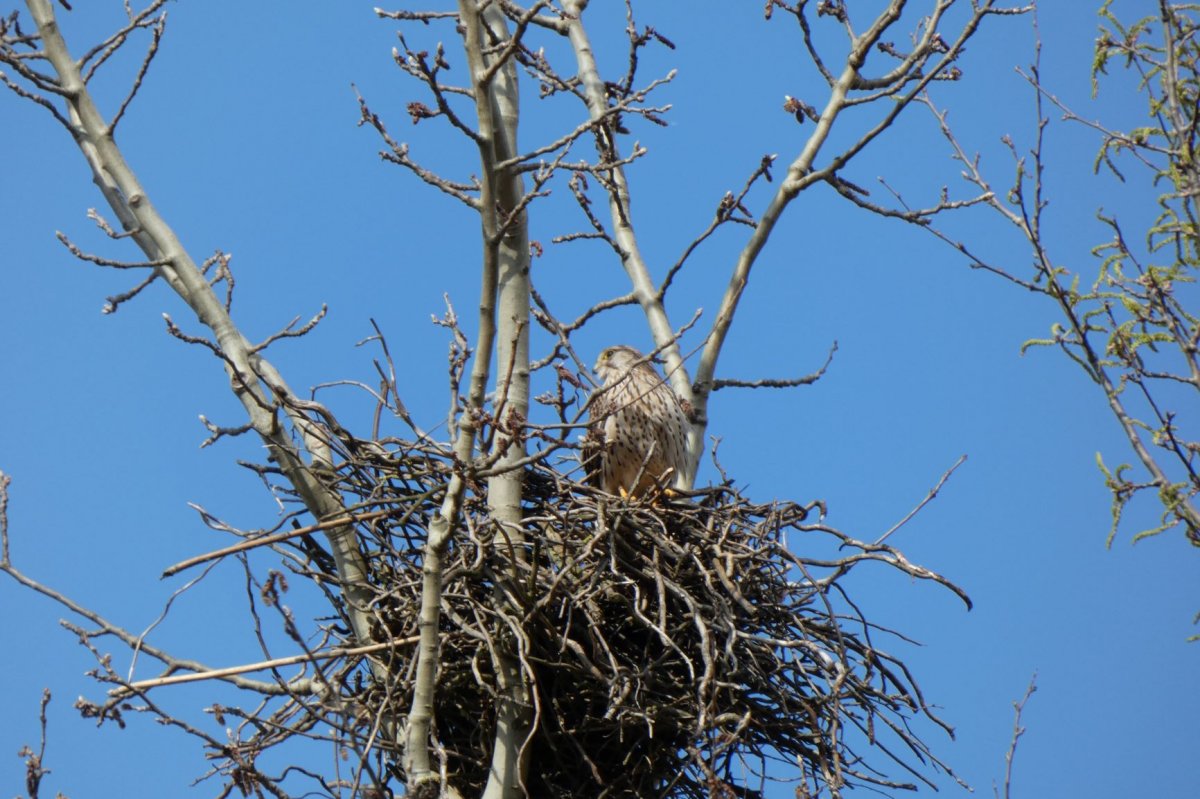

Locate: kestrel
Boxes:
[587,345,689,497]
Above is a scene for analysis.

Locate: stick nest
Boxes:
[313,445,971,799]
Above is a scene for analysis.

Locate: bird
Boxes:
[587,345,690,498]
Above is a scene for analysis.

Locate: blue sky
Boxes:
[1,2,1196,797]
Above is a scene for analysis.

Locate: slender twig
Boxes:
[712,341,838,391]
[995,674,1037,799]
[162,508,404,577]
[876,455,968,545]
[125,637,421,692]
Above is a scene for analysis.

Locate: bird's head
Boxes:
[594,345,646,383]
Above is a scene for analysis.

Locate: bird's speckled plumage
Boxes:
[588,345,689,497]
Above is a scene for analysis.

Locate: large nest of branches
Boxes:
[278,441,971,799]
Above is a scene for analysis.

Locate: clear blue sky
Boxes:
[1,2,1196,797]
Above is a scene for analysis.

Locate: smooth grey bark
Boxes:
[405,3,534,797]
[473,5,534,797]
[23,0,385,678]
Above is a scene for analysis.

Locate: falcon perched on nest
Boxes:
[587,345,690,497]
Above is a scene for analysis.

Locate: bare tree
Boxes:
[842,1,1199,595]
[0,1,1029,797]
